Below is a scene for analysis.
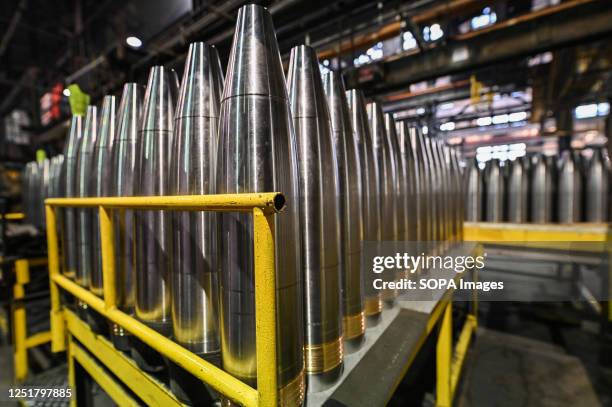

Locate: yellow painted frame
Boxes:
[64,309,181,406]
[0,212,25,220]
[464,221,612,321]
[11,257,52,382]
[45,193,285,407]
[431,244,482,407]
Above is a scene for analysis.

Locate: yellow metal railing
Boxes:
[0,212,25,220]
[11,257,52,382]
[45,193,286,407]
[464,221,612,323]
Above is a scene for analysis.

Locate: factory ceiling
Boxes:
[0,0,611,161]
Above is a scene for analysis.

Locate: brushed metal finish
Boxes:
[485,159,504,222]
[423,136,440,243]
[60,115,83,277]
[23,161,43,227]
[75,106,98,287]
[111,83,142,313]
[367,102,397,302]
[507,157,528,223]
[557,151,582,223]
[465,160,483,222]
[216,5,304,400]
[385,115,408,242]
[91,95,117,296]
[24,160,40,227]
[530,154,554,223]
[586,148,610,222]
[37,159,50,229]
[398,122,420,243]
[346,89,382,316]
[411,127,430,243]
[170,42,223,356]
[288,45,342,377]
[322,71,365,347]
[434,140,451,241]
[134,66,178,333]
[48,155,64,199]
[450,147,464,240]
[367,102,396,243]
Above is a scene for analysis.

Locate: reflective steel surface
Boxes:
[111,83,142,314]
[288,45,342,380]
[411,127,430,243]
[134,66,178,333]
[586,148,610,222]
[75,105,98,287]
[530,154,554,223]
[465,160,483,222]
[507,157,528,223]
[385,114,408,243]
[60,115,82,278]
[346,89,382,317]
[557,150,582,223]
[170,42,223,357]
[216,5,304,404]
[322,71,365,349]
[485,159,504,222]
[367,102,397,303]
[398,123,420,244]
[91,95,117,296]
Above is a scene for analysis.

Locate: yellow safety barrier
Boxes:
[11,257,51,382]
[45,193,286,407]
[0,212,25,220]
[464,221,612,323]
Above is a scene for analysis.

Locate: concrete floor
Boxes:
[456,328,603,407]
[0,345,17,407]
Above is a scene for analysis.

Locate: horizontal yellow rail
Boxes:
[45,193,285,212]
[25,331,52,348]
[52,274,259,405]
[464,221,611,242]
[45,193,284,407]
[71,341,141,407]
[0,212,25,220]
[65,309,182,406]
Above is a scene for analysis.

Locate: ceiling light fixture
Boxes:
[126,36,143,49]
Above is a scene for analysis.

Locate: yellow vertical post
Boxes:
[471,270,479,328]
[436,303,452,407]
[99,207,116,309]
[68,339,77,407]
[45,204,66,352]
[13,259,29,381]
[253,207,278,407]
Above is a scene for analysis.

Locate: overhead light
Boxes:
[575,103,598,119]
[126,36,143,49]
[492,113,509,124]
[63,88,71,97]
[440,121,455,131]
[508,111,527,122]
[476,116,492,126]
[597,102,610,116]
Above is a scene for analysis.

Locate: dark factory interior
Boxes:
[0,1,610,406]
